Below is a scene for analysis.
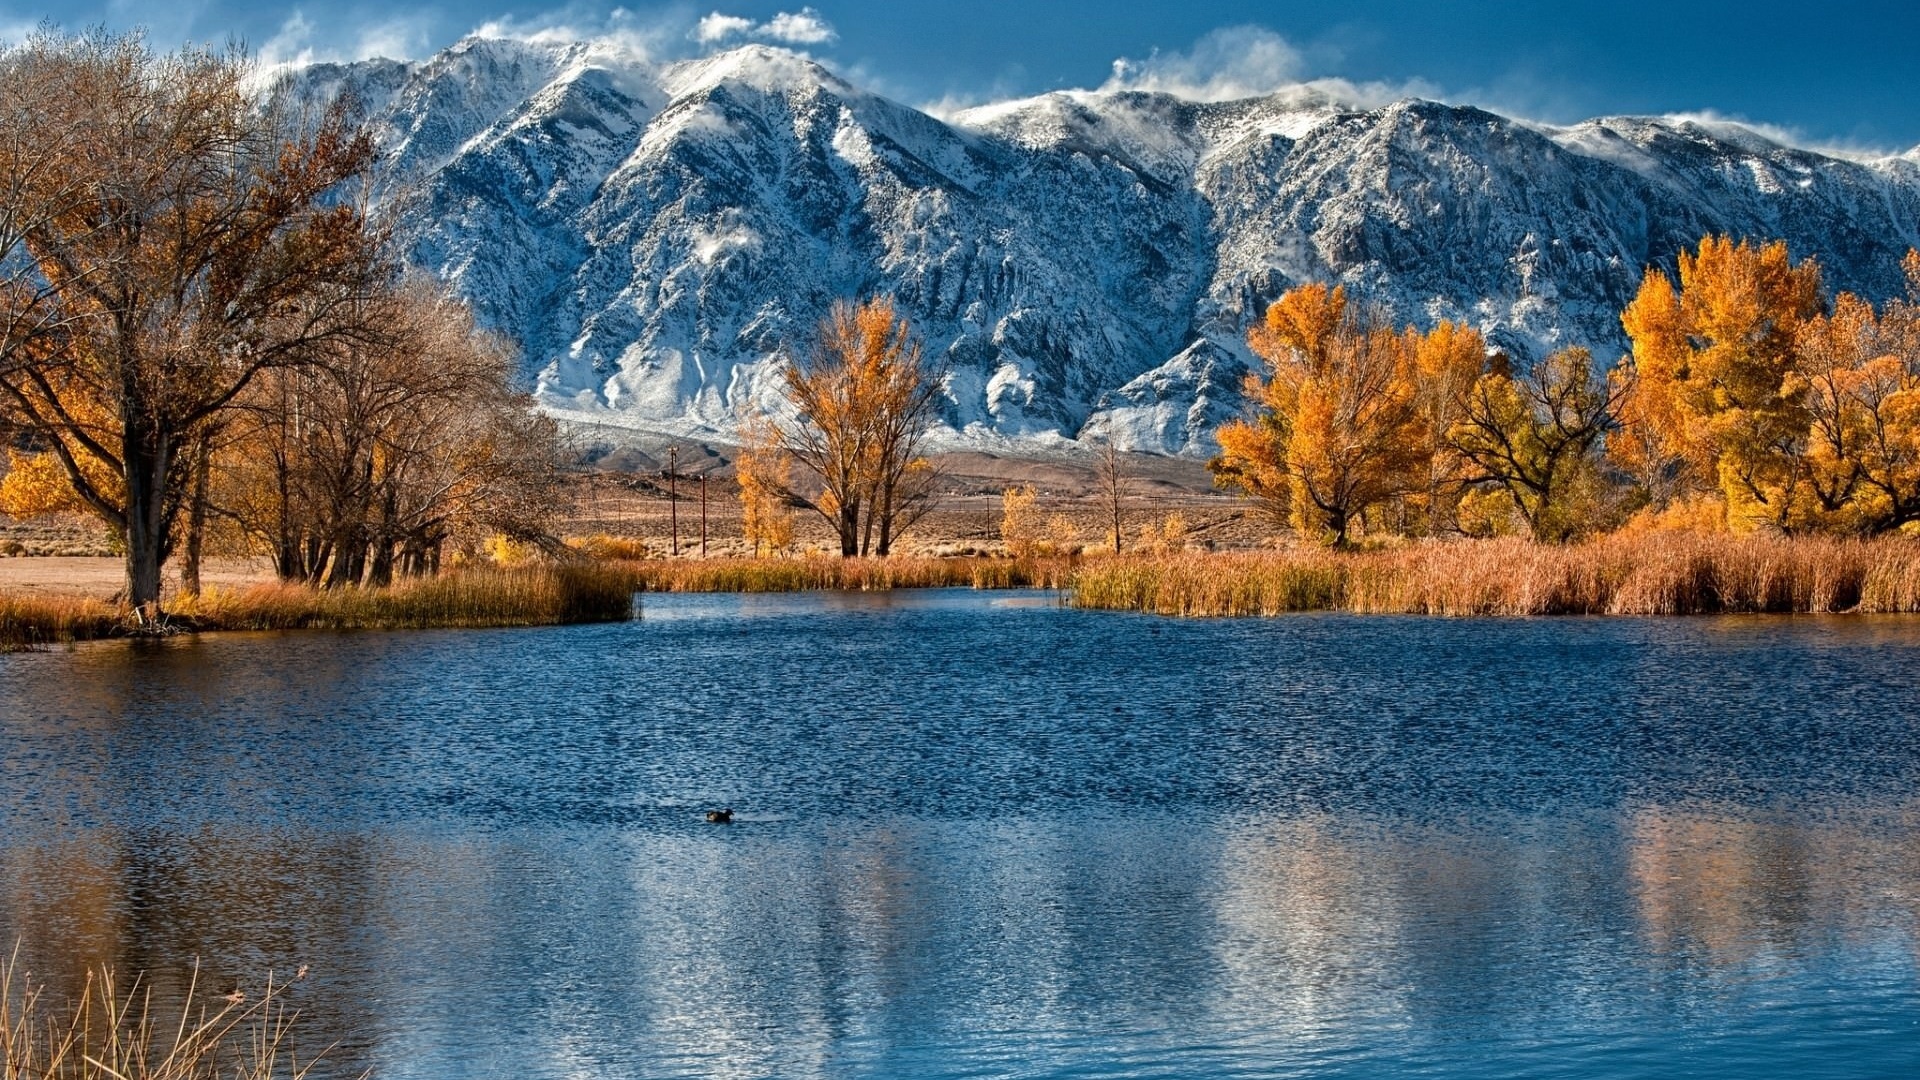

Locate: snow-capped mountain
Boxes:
[292,39,1920,455]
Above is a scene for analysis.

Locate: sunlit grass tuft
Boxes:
[0,592,122,651]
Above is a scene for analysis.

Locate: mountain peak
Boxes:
[661,44,846,102]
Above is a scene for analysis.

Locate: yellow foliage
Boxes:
[1000,484,1041,556]
[1043,513,1081,555]
[1140,511,1188,555]
[1457,486,1524,538]
[1615,236,1826,528]
[1618,494,1729,535]
[483,534,538,566]
[0,451,89,518]
[736,413,796,556]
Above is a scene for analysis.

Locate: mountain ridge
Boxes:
[288,39,1920,455]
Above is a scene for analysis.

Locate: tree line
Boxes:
[743,237,1920,559]
[1212,237,1920,547]
[0,31,558,616]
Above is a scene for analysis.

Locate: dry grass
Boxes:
[0,564,640,649]
[0,953,341,1080]
[1068,534,1920,616]
[0,593,123,652]
[171,564,641,631]
[620,554,1075,593]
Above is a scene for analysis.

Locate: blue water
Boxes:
[3,590,1919,1078]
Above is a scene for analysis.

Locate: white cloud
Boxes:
[759,9,835,45]
[690,8,837,49]
[692,13,754,45]
[465,7,676,62]
[1103,26,1306,102]
[1094,26,1441,117]
[253,7,433,73]
[258,10,319,69]
[353,16,435,61]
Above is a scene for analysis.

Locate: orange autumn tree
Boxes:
[0,32,379,618]
[1789,254,1920,533]
[1613,236,1825,531]
[779,298,944,556]
[1211,283,1486,546]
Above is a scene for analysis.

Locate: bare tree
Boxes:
[0,31,378,616]
[220,277,559,585]
[1091,419,1134,553]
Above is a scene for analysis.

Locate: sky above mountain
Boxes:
[3,0,1916,152]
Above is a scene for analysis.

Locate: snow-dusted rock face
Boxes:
[292,40,1920,455]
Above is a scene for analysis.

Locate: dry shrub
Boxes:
[173,565,640,630]
[2,565,639,648]
[566,534,655,561]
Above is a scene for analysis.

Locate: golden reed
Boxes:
[0,564,639,648]
[1067,534,1920,617]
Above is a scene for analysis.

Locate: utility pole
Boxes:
[700,472,708,557]
[666,444,680,556]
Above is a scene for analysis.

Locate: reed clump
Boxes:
[1067,534,1920,617]
[621,555,1074,593]
[172,564,641,630]
[0,954,337,1080]
[0,564,640,648]
[0,593,122,651]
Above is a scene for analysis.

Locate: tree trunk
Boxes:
[323,527,362,588]
[179,435,212,599]
[839,498,861,557]
[121,418,175,621]
[875,482,896,557]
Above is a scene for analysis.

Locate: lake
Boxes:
[3,590,1919,1078]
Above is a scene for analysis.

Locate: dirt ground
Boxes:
[565,449,1278,557]
[0,448,1280,595]
[0,555,275,598]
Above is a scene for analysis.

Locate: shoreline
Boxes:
[7,533,1920,651]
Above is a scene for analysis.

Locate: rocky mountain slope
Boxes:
[292,38,1920,454]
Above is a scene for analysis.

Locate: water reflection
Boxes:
[3,597,1920,1077]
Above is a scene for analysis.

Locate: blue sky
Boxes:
[4,1,1916,151]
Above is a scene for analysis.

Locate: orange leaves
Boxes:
[1251,282,1346,369]
[1212,284,1488,546]
[1616,237,1920,535]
